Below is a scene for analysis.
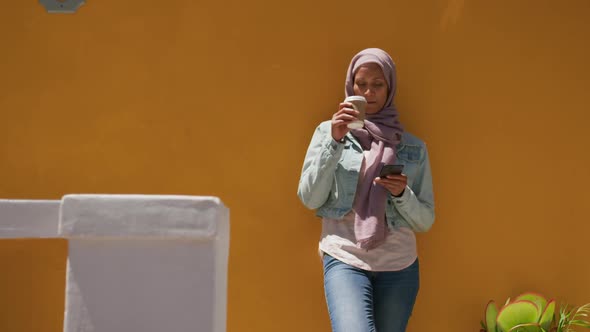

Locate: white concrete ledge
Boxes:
[0,199,60,238]
[0,194,230,332]
[59,194,224,239]
[59,194,230,332]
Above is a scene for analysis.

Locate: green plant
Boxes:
[480,292,590,332]
[555,303,590,332]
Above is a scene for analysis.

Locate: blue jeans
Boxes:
[322,254,420,332]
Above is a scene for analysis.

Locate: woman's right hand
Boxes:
[331,102,359,142]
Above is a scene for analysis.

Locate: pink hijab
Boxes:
[346,48,404,250]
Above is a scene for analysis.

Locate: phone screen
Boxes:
[379,164,404,178]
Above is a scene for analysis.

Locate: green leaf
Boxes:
[515,293,549,314]
[569,320,590,327]
[539,300,556,331]
[487,301,499,332]
[497,301,540,332]
[507,323,541,332]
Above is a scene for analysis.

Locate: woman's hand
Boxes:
[375,174,408,197]
[331,102,359,142]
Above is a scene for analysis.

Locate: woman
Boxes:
[297,48,435,332]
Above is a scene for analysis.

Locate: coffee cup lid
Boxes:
[344,96,367,103]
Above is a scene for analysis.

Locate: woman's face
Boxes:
[353,63,388,114]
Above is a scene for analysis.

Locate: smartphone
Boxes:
[379,164,404,178]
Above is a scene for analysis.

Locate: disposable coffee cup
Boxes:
[344,96,367,129]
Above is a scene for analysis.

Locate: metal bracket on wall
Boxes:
[39,0,85,14]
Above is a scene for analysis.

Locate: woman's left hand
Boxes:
[374,174,408,197]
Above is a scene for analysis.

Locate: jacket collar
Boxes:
[345,131,405,150]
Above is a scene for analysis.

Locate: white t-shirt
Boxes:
[319,211,417,271]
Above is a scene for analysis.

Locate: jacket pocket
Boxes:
[395,144,422,187]
[396,144,422,163]
[334,149,362,208]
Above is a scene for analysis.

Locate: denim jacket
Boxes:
[297,121,435,232]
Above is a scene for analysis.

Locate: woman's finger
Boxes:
[337,107,359,117]
[334,113,357,122]
[332,119,353,127]
[376,178,402,185]
[383,179,406,186]
[339,102,353,110]
[375,178,405,193]
[385,174,407,181]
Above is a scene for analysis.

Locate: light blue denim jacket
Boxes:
[297,121,435,232]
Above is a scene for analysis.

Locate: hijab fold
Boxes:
[345,48,404,250]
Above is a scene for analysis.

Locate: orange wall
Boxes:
[1,0,590,331]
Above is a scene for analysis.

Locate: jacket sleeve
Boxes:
[392,144,435,232]
[297,122,344,210]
